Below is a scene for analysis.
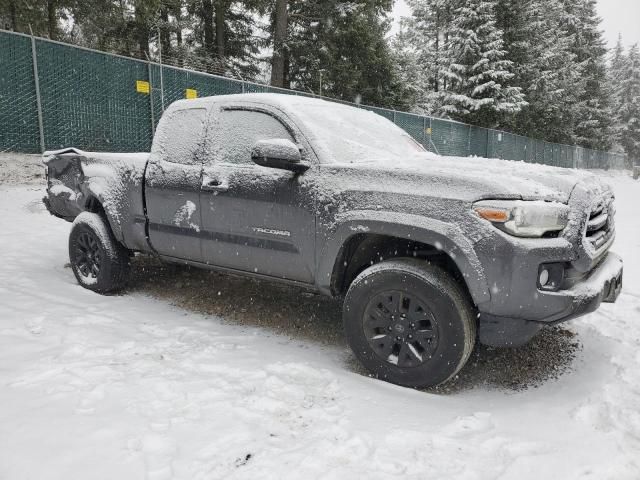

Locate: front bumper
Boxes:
[479,252,623,347]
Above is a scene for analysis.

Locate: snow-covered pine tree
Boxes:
[395,0,454,114]
[617,44,640,164]
[390,25,424,111]
[609,35,628,149]
[496,0,580,144]
[560,0,613,150]
[284,0,405,108]
[438,0,527,127]
[610,35,627,90]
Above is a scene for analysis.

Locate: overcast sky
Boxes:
[390,0,640,49]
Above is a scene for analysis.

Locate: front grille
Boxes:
[585,195,615,252]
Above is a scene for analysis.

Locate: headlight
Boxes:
[473,200,569,238]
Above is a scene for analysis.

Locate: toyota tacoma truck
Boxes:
[43,93,623,388]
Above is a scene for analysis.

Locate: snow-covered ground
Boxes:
[1,160,639,479]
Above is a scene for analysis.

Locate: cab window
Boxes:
[155,108,208,165]
[214,109,295,165]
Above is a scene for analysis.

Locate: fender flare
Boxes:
[81,180,125,244]
[316,210,491,306]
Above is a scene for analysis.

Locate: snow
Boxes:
[49,182,78,201]
[73,211,118,261]
[1,171,640,478]
[173,201,200,232]
[290,103,426,163]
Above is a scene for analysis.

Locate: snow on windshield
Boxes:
[293,104,425,163]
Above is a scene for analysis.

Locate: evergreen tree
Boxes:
[609,35,628,148]
[438,0,527,127]
[389,25,424,112]
[497,0,580,143]
[618,44,640,163]
[560,0,613,149]
[610,35,627,87]
[186,0,267,79]
[0,0,74,40]
[396,0,453,114]
[282,0,406,108]
[61,0,157,58]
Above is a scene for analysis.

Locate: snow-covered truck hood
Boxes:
[327,153,605,204]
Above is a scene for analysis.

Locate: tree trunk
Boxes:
[270,0,288,87]
[175,6,183,47]
[434,10,440,92]
[215,0,225,58]
[134,4,149,59]
[201,0,215,54]
[160,7,171,57]
[47,0,57,40]
[283,47,290,88]
[9,0,18,31]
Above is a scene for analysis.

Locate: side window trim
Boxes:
[220,106,298,142]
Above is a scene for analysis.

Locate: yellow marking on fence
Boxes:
[425,127,432,135]
[136,80,150,94]
[185,88,198,99]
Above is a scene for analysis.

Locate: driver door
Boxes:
[199,106,316,283]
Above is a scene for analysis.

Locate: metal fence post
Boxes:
[157,27,165,112]
[145,53,155,135]
[29,28,45,153]
[486,129,491,158]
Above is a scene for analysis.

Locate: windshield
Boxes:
[293,104,426,163]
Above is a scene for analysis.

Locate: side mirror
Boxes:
[251,139,310,173]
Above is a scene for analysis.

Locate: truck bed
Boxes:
[43,148,150,251]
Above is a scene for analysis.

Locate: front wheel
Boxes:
[343,259,476,388]
[69,212,131,293]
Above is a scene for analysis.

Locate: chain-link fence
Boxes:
[0,29,629,170]
[0,31,40,153]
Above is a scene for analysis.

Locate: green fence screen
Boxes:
[0,29,628,169]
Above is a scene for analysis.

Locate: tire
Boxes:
[68,211,131,293]
[343,258,476,388]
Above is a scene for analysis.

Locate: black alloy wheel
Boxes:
[74,230,102,281]
[69,212,131,293]
[363,290,439,368]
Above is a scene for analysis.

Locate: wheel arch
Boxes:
[317,212,490,306]
[82,188,125,244]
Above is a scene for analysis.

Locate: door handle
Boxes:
[201,176,229,193]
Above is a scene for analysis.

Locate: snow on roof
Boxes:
[170,92,356,113]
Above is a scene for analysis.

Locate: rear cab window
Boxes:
[153,107,208,165]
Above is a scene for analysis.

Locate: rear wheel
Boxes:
[69,212,130,293]
[343,259,476,388]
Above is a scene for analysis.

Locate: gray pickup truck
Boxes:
[43,93,623,388]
